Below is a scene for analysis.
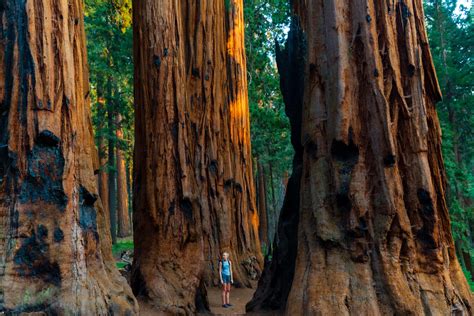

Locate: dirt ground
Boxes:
[204,283,255,315]
[138,282,281,316]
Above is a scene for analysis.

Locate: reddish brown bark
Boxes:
[126,160,132,229]
[282,171,289,188]
[97,98,109,224]
[107,102,117,245]
[0,0,137,314]
[250,0,473,314]
[116,114,130,237]
[257,160,269,247]
[132,0,262,314]
[98,136,109,220]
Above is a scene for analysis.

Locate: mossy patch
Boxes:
[112,239,134,257]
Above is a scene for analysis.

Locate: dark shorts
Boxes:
[222,274,231,284]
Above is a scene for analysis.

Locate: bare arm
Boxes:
[230,260,234,283]
[219,261,223,283]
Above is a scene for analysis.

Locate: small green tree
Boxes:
[85,0,134,243]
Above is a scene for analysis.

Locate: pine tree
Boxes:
[424,0,474,286]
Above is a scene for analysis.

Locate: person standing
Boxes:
[219,252,234,308]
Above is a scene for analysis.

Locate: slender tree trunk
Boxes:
[97,134,110,241]
[98,137,109,221]
[107,98,117,245]
[269,170,290,244]
[116,114,130,237]
[279,170,289,209]
[250,1,473,314]
[126,161,132,230]
[97,84,109,220]
[462,250,474,282]
[0,1,137,313]
[282,171,289,188]
[268,162,277,213]
[132,0,262,313]
[267,162,277,245]
[257,160,269,249]
[455,240,474,282]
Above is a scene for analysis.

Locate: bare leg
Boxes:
[222,285,226,305]
[226,284,230,305]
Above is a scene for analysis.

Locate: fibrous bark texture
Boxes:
[132,0,262,314]
[251,0,473,315]
[116,114,130,237]
[0,1,137,314]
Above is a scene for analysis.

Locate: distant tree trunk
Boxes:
[132,0,262,314]
[116,114,130,237]
[462,250,474,282]
[98,137,109,219]
[282,171,289,188]
[267,162,278,245]
[279,170,289,209]
[97,85,109,220]
[107,99,117,245]
[257,160,269,248]
[268,162,277,212]
[456,240,474,283]
[268,170,290,245]
[126,161,132,230]
[0,1,137,314]
[250,1,473,314]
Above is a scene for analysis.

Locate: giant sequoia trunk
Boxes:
[250,0,473,314]
[132,0,262,314]
[0,0,137,314]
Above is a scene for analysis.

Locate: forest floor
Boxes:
[204,282,256,315]
[138,283,280,315]
[138,282,281,315]
[113,239,280,315]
